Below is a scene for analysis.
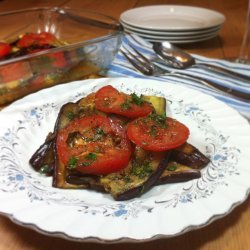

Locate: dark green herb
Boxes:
[85,152,97,161]
[120,93,145,110]
[67,156,78,170]
[93,127,106,141]
[131,161,153,178]
[124,175,131,183]
[39,165,51,175]
[80,152,98,167]
[120,98,131,110]
[167,165,177,171]
[149,125,158,137]
[149,112,167,128]
[95,127,105,135]
[67,111,75,120]
[131,93,144,106]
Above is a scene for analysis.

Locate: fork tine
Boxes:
[127,42,152,65]
[121,46,154,76]
[120,49,147,74]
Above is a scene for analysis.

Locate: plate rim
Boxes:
[128,32,219,44]
[123,27,219,39]
[120,20,222,35]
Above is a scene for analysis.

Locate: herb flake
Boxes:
[167,165,177,171]
[131,93,144,106]
[85,152,97,161]
[67,111,75,120]
[39,164,51,175]
[67,156,78,169]
[120,98,131,110]
[131,161,153,178]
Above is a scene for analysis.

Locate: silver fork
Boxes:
[120,44,250,103]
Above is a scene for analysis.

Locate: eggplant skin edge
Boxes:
[171,143,210,169]
[113,151,172,201]
[156,170,201,185]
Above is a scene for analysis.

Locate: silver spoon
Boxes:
[121,43,250,102]
[152,41,250,83]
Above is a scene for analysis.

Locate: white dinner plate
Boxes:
[121,20,222,36]
[120,5,225,31]
[123,27,220,40]
[0,78,249,243]
[125,31,219,44]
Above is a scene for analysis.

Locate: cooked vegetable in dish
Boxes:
[0,32,100,105]
[0,32,66,61]
[29,85,210,200]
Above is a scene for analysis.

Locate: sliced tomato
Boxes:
[17,32,56,48]
[17,33,38,48]
[56,115,132,175]
[36,32,56,46]
[127,115,189,151]
[48,52,67,68]
[95,85,153,118]
[0,42,11,57]
[0,62,31,83]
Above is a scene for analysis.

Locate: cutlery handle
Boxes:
[169,72,250,103]
[193,63,250,83]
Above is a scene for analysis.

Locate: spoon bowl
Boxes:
[152,41,195,69]
[152,41,250,82]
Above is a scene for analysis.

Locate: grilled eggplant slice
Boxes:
[29,132,55,176]
[100,147,171,201]
[66,173,105,192]
[156,161,201,185]
[171,142,210,169]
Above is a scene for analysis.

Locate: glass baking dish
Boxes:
[0,7,123,105]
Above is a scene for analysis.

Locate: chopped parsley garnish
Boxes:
[67,111,75,120]
[167,165,177,171]
[39,164,52,175]
[95,127,105,135]
[131,161,153,178]
[120,98,131,110]
[124,175,131,183]
[93,127,106,141]
[149,112,167,128]
[149,125,158,137]
[120,93,145,110]
[67,156,78,169]
[80,152,98,167]
[131,93,144,106]
[85,152,97,161]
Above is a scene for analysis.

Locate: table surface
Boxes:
[0,0,249,249]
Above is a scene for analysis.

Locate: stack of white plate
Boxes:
[120,5,225,44]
